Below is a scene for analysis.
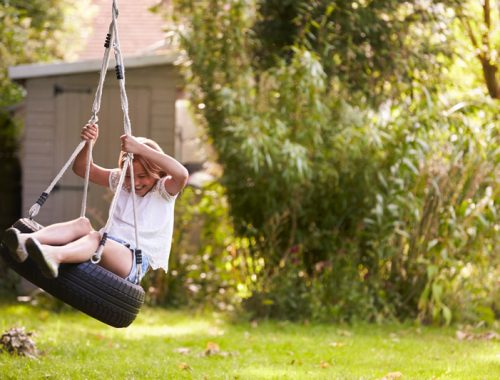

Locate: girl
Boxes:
[3,124,188,282]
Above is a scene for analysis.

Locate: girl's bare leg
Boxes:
[31,231,133,278]
[30,217,93,245]
[4,217,93,263]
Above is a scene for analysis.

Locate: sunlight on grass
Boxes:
[0,301,498,379]
[123,320,213,339]
[241,366,326,379]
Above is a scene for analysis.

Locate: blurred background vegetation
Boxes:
[1,0,499,326]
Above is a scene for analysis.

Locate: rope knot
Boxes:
[115,65,124,80]
[91,232,108,264]
[88,113,99,125]
[35,192,49,207]
[104,33,112,48]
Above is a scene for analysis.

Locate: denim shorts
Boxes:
[108,235,150,283]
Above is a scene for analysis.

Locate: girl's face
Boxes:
[125,160,156,197]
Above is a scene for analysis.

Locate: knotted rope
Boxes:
[90,0,142,282]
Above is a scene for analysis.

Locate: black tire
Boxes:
[0,218,145,328]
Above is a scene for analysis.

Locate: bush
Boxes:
[162,0,498,324]
[143,183,258,314]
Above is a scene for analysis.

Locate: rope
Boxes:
[80,140,93,217]
[28,140,86,219]
[92,156,130,263]
[80,18,116,217]
[110,1,132,137]
[28,0,142,282]
[128,152,142,282]
[92,0,142,283]
[28,2,116,219]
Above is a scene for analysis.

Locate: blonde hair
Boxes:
[119,137,166,179]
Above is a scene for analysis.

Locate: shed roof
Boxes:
[9,52,179,80]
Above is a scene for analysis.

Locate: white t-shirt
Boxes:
[104,169,177,272]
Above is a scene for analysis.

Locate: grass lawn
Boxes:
[0,298,498,379]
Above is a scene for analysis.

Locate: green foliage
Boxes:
[361,94,499,324]
[0,0,93,106]
[253,0,459,105]
[167,0,498,325]
[143,183,258,313]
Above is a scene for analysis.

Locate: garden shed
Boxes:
[9,54,181,226]
[7,0,208,229]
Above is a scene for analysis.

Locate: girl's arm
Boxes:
[120,134,189,196]
[72,124,113,187]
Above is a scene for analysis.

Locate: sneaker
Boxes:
[25,237,59,279]
[3,228,28,263]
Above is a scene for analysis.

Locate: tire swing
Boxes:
[0,1,146,328]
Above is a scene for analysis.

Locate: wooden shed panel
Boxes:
[23,173,54,189]
[53,90,94,222]
[25,112,55,128]
[25,78,56,98]
[127,65,178,87]
[26,97,55,113]
[24,155,54,169]
[22,75,57,221]
[92,86,151,167]
[126,86,151,137]
[23,140,55,155]
[151,100,174,117]
[24,126,53,141]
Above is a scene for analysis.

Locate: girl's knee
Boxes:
[76,217,92,234]
[88,230,102,242]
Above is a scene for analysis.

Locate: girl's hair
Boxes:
[119,137,166,179]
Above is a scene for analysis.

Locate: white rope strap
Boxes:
[128,153,142,281]
[93,0,142,283]
[79,140,93,217]
[28,140,87,219]
[111,1,132,136]
[91,156,130,263]
[88,21,115,126]
[80,17,117,217]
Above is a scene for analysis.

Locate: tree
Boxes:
[253,1,460,104]
[0,0,92,106]
[455,0,500,99]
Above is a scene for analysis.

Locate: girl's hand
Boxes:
[81,124,99,142]
[120,134,143,155]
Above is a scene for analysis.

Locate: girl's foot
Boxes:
[25,238,59,279]
[3,228,28,263]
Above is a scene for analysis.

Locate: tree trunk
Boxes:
[480,57,500,99]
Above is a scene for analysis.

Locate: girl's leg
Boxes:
[3,217,92,263]
[27,231,133,279]
[99,239,134,278]
[31,217,93,245]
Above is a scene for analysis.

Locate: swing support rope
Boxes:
[27,0,142,283]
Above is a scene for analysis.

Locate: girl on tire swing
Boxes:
[4,124,189,282]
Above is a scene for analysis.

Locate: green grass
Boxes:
[0,299,498,379]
